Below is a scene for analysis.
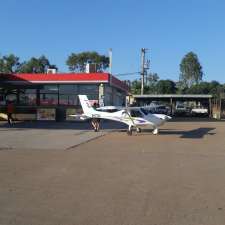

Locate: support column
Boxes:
[99,83,104,106]
[170,97,173,115]
[209,98,212,118]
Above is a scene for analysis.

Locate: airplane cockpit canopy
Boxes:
[129,109,144,118]
[140,108,149,115]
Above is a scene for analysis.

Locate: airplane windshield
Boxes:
[96,109,119,113]
[140,108,149,115]
[129,110,144,118]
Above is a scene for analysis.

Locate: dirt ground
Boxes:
[0,121,225,225]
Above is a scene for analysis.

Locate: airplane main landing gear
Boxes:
[136,128,141,133]
[127,125,133,136]
[127,129,132,135]
[127,126,142,135]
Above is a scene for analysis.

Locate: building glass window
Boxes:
[59,85,78,94]
[79,84,99,100]
[79,85,98,94]
[40,94,58,105]
[19,89,37,105]
[39,85,59,105]
[40,85,58,93]
[59,95,78,105]
[5,93,17,103]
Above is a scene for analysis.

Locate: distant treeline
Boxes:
[0,51,224,97]
[127,52,224,97]
[126,78,225,98]
[0,52,109,74]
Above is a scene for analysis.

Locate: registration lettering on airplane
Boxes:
[85,100,91,108]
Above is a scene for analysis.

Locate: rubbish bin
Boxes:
[55,107,66,122]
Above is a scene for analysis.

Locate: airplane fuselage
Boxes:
[78,95,171,134]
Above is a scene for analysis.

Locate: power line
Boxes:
[113,71,140,77]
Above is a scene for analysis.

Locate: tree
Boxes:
[19,55,57,73]
[179,52,203,88]
[130,80,141,94]
[66,51,109,72]
[156,80,177,94]
[0,54,21,73]
[187,81,223,97]
[146,72,159,94]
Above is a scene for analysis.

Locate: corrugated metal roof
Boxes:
[133,94,212,98]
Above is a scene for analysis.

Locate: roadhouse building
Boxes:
[0,73,128,121]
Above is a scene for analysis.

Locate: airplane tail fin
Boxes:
[78,95,96,116]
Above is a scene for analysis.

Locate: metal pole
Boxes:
[141,48,145,95]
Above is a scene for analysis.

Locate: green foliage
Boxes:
[0,54,56,74]
[146,73,159,94]
[66,51,109,72]
[19,55,57,73]
[186,81,223,97]
[180,52,203,88]
[0,54,21,73]
[156,80,177,94]
[130,80,141,94]
[130,78,177,95]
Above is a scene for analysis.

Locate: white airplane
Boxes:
[78,95,171,135]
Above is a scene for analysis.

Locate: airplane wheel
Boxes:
[136,128,141,133]
[127,126,133,136]
[152,128,159,135]
[127,129,132,135]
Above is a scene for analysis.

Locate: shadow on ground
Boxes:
[116,126,216,139]
[160,127,216,139]
[170,117,225,122]
[0,121,216,139]
[0,120,127,131]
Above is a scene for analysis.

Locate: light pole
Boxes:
[140,48,149,95]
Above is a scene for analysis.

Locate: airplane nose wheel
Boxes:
[136,128,141,133]
[153,128,159,135]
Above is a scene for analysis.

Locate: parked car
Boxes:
[154,105,169,115]
[148,101,170,115]
[191,106,208,116]
[175,104,188,116]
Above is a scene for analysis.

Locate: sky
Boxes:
[0,0,225,83]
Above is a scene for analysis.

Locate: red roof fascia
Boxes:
[1,73,129,92]
[3,73,110,83]
[110,75,129,92]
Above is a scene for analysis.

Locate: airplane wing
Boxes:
[96,105,152,111]
[96,106,123,111]
[68,114,89,121]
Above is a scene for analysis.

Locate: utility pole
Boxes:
[141,48,149,95]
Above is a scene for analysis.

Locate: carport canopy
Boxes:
[132,94,212,103]
[130,94,213,116]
